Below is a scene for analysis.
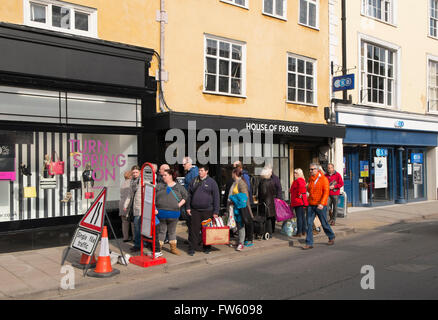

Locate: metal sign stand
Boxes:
[61,187,128,277]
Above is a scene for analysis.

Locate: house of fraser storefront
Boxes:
[0,23,156,252]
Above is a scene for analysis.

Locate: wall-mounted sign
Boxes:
[411,153,423,164]
[332,74,355,92]
[394,120,405,128]
[376,148,388,157]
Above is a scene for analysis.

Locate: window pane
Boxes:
[306,90,314,104]
[288,57,296,72]
[219,77,229,93]
[75,11,89,31]
[298,89,305,102]
[231,79,241,95]
[306,61,313,75]
[231,62,241,78]
[288,88,296,101]
[205,75,216,91]
[298,75,306,89]
[30,3,46,23]
[264,0,273,14]
[288,73,296,87]
[306,76,313,90]
[275,0,284,16]
[309,3,316,26]
[236,0,245,5]
[206,39,217,56]
[219,60,229,76]
[298,59,305,73]
[206,58,217,74]
[219,42,230,58]
[52,6,70,29]
[300,0,307,24]
[232,45,242,60]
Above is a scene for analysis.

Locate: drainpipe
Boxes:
[341,0,347,101]
[157,0,168,112]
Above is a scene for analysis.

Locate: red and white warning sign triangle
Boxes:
[79,188,106,233]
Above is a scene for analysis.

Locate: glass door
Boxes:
[370,147,394,205]
[407,149,426,201]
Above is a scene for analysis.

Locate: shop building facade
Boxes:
[143,0,345,204]
[0,22,156,252]
[329,0,438,207]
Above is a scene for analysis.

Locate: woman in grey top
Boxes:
[155,169,188,255]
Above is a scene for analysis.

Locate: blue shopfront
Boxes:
[342,127,436,207]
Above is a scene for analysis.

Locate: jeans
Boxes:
[294,206,307,235]
[305,206,335,246]
[133,216,141,249]
[327,195,339,222]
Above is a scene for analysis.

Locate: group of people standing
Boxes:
[119,159,344,257]
[290,163,344,250]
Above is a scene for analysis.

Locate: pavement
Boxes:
[1,200,437,300]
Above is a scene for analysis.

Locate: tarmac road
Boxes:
[57,219,438,300]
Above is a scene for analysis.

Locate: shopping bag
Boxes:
[40,176,57,189]
[47,151,64,175]
[202,226,230,245]
[227,205,237,229]
[85,192,94,199]
[23,186,37,198]
[274,198,294,222]
[314,215,322,229]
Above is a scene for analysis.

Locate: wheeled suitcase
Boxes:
[253,203,271,240]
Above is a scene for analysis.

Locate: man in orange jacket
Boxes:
[303,163,335,250]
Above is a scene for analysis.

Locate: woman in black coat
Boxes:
[257,167,277,235]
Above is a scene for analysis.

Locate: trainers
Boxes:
[244,241,254,247]
[236,244,244,251]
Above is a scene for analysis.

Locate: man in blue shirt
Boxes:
[183,157,198,189]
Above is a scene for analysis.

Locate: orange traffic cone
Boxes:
[72,253,97,269]
[87,226,120,278]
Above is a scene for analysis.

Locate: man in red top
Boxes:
[325,163,344,226]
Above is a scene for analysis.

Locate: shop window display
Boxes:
[0,131,137,222]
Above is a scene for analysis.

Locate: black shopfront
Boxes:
[145,112,345,210]
[0,23,156,252]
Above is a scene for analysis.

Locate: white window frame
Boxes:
[203,34,247,98]
[429,0,438,39]
[358,34,401,110]
[262,0,287,21]
[427,55,438,114]
[298,0,319,30]
[286,53,317,106]
[361,0,396,26]
[23,0,98,38]
[220,0,249,10]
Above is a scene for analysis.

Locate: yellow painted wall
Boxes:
[161,0,330,123]
[333,0,438,114]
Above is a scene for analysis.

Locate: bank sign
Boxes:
[333,74,355,92]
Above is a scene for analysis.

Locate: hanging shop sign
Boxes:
[376,148,388,157]
[374,157,388,189]
[332,74,355,92]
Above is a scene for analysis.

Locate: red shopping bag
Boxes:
[47,151,65,175]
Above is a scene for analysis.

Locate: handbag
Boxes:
[85,192,94,199]
[47,151,64,175]
[23,186,37,198]
[82,170,94,182]
[40,176,57,189]
[227,204,237,229]
[274,198,294,222]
